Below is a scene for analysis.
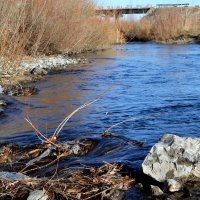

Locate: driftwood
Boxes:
[0,163,134,200]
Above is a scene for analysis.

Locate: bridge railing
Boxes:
[156,3,190,7]
[96,3,190,11]
[96,5,154,10]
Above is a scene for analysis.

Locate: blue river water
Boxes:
[0,42,200,198]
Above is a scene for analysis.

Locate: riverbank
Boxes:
[0,0,116,97]
[120,7,200,44]
[0,56,83,119]
[1,37,200,199]
[1,132,200,199]
[0,55,89,96]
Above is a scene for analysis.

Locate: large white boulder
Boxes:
[142,134,200,182]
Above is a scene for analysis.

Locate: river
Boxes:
[0,42,200,198]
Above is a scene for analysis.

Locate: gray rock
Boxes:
[27,190,48,200]
[0,171,29,182]
[142,134,200,182]
[0,107,4,114]
[135,183,143,190]
[0,100,6,106]
[151,185,164,196]
[0,85,3,94]
[30,67,48,75]
[167,179,182,192]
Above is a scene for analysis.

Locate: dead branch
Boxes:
[53,85,114,138]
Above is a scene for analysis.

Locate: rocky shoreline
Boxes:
[0,55,88,94]
[1,54,200,199]
[158,36,200,45]
[0,55,88,115]
[128,36,200,45]
[1,133,200,199]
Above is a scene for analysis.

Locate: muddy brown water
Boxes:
[1,42,200,199]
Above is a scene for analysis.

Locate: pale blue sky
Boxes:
[96,0,199,7]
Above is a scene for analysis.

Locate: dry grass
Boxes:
[0,0,116,86]
[119,19,152,41]
[151,8,188,41]
[0,0,115,57]
[120,7,200,43]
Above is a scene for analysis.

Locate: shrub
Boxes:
[119,7,200,42]
[0,0,114,59]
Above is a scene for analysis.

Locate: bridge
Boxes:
[96,7,152,17]
[96,4,190,18]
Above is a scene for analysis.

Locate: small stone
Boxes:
[167,179,182,192]
[27,190,48,200]
[0,85,3,93]
[30,67,48,75]
[151,185,164,196]
[0,100,7,106]
[71,144,81,155]
[0,107,4,114]
[135,183,143,190]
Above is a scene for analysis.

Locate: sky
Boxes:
[96,0,199,7]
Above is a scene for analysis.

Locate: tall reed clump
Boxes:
[150,8,187,42]
[119,19,152,41]
[119,7,200,43]
[0,0,115,86]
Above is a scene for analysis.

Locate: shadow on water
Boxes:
[0,42,200,198]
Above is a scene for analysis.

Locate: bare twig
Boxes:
[25,116,60,148]
[104,114,161,133]
[53,85,114,138]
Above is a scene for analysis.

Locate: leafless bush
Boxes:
[0,0,114,58]
[119,8,200,42]
[0,0,115,86]
[151,8,186,41]
[119,18,153,42]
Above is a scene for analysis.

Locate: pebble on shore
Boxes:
[151,185,164,196]
[167,179,182,192]
[0,85,3,94]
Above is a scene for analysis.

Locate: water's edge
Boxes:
[1,43,200,199]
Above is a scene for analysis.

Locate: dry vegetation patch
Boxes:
[0,0,115,87]
[120,7,200,43]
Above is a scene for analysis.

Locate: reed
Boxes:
[119,19,152,41]
[0,0,114,59]
[0,0,116,86]
[151,8,186,41]
[119,7,200,43]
